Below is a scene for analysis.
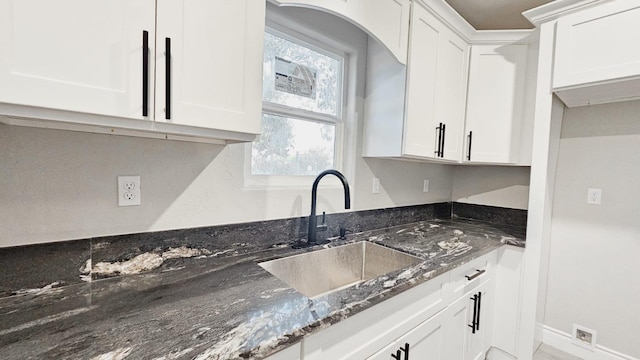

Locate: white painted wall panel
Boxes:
[545,100,640,359]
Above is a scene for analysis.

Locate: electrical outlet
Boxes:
[572,324,597,350]
[587,188,602,205]
[423,179,430,193]
[118,176,141,206]
[372,177,380,194]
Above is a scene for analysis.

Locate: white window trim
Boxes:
[244,12,354,189]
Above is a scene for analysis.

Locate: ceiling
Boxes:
[444,0,554,30]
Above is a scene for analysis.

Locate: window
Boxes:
[250,26,345,177]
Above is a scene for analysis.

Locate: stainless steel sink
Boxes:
[259,241,422,298]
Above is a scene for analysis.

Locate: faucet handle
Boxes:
[316,211,328,232]
[339,227,353,240]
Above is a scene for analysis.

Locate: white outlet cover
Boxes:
[587,188,602,205]
[118,176,141,206]
[372,177,380,194]
[423,179,430,193]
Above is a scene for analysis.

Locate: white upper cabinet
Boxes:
[553,0,640,107]
[271,0,411,64]
[0,0,265,143]
[363,2,468,162]
[155,0,264,135]
[404,5,467,161]
[0,0,155,120]
[463,44,528,164]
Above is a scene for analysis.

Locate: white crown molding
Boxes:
[414,0,476,40]
[523,0,612,27]
[470,29,536,45]
[415,0,537,44]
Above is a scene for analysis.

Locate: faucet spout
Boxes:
[307,169,351,246]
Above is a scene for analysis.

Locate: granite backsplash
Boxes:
[0,202,526,298]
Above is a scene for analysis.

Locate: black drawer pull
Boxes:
[465,269,486,281]
[476,291,482,331]
[400,342,409,360]
[440,123,446,157]
[434,123,443,157]
[467,131,473,161]
[165,37,172,120]
[142,30,149,117]
[468,293,478,334]
[391,349,401,360]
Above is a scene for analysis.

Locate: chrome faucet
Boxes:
[306,169,351,246]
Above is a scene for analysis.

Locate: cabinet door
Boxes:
[446,292,471,360]
[464,44,527,164]
[156,0,264,134]
[400,311,447,360]
[554,0,640,89]
[402,5,441,158]
[367,311,447,360]
[0,0,155,119]
[445,281,494,360]
[403,4,467,160]
[366,341,403,360]
[435,29,468,162]
[466,282,493,360]
[304,273,448,360]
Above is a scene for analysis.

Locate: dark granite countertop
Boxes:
[0,219,524,360]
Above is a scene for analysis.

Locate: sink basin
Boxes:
[259,241,422,298]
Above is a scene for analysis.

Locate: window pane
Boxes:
[263,31,341,117]
[252,114,336,176]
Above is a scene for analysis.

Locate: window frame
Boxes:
[244,18,350,188]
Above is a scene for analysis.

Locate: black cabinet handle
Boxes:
[391,349,401,360]
[434,123,442,157]
[467,131,473,161]
[465,269,486,281]
[476,291,482,331]
[142,30,149,117]
[165,37,172,120]
[468,293,478,334]
[440,123,446,158]
[400,343,409,360]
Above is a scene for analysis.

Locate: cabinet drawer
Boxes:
[303,272,448,360]
[447,251,496,302]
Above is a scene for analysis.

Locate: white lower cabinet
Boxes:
[368,309,448,360]
[364,254,495,360]
[488,246,525,359]
[272,250,499,360]
[452,281,494,360]
[302,272,448,360]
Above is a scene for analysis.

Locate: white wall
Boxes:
[451,166,530,209]
[544,100,640,358]
[0,5,454,248]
